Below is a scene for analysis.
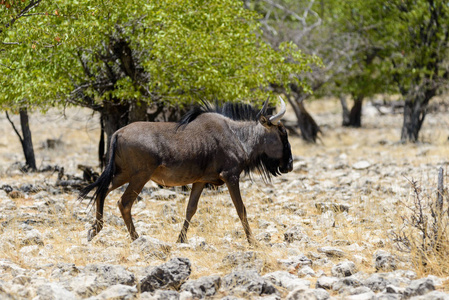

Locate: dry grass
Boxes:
[0,100,448,291]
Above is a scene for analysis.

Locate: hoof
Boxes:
[176,235,187,243]
[87,228,97,242]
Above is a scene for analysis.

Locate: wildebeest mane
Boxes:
[177,102,260,128]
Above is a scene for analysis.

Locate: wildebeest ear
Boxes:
[258,115,272,128]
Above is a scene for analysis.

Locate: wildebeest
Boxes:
[80,97,293,244]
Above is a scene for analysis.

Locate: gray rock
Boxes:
[344,291,376,300]
[374,250,397,272]
[35,282,77,300]
[404,278,436,298]
[362,273,390,293]
[331,261,356,277]
[284,225,309,243]
[256,232,272,242]
[50,263,80,280]
[376,293,402,300]
[221,269,279,296]
[278,255,312,269]
[180,275,221,298]
[222,251,263,271]
[12,275,31,285]
[21,229,44,246]
[95,284,138,300]
[0,260,27,279]
[0,280,31,299]
[65,274,107,298]
[352,161,372,170]
[263,271,310,291]
[317,246,345,258]
[332,276,363,292]
[131,235,172,253]
[297,266,316,277]
[143,290,180,300]
[83,264,136,286]
[315,276,339,290]
[385,284,406,295]
[139,257,191,292]
[411,290,449,300]
[286,288,330,300]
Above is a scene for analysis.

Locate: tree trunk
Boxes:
[288,96,320,143]
[99,100,149,166]
[349,95,363,127]
[100,102,130,165]
[340,95,350,126]
[99,115,105,169]
[341,95,363,127]
[19,108,37,171]
[5,108,37,171]
[401,99,423,142]
[400,89,434,142]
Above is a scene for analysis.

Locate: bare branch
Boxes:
[5,111,24,144]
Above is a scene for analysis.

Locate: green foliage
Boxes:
[1,0,314,110]
[339,0,449,98]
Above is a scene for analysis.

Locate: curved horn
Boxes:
[269,96,286,124]
[256,96,270,119]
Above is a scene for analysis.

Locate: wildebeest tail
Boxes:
[79,134,118,209]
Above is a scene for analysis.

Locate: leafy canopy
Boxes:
[338,0,449,98]
[1,0,315,110]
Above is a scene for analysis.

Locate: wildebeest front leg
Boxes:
[118,177,147,240]
[177,182,206,243]
[225,178,255,245]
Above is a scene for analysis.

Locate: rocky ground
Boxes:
[0,100,448,299]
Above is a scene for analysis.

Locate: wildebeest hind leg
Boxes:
[177,182,206,243]
[117,176,148,240]
[88,173,129,241]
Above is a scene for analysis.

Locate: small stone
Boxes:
[139,257,191,293]
[297,266,316,277]
[332,276,363,292]
[263,271,310,291]
[284,225,309,243]
[221,269,279,296]
[83,264,136,286]
[181,275,221,298]
[364,274,389,293]
[352,161,372,170]
[317,246,346,258]
[331,261,356,277]
[315,276,339,290]
[95,284,138,300]
[404,278,435,298]
[373,250,397,271]
[35,282,76,300]
[286,288,330,300]
[222,251,263,271]
[278,255,312,270]
[131,235,172,253]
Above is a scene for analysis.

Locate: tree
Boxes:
[1,0,314,159]
[248,0,381,139]
[341,0,449,141]
[1,1,46,171]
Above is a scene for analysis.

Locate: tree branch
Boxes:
[5,111,24,144]
[1,0,43,34]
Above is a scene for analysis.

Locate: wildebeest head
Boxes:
[255,97,293,178]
